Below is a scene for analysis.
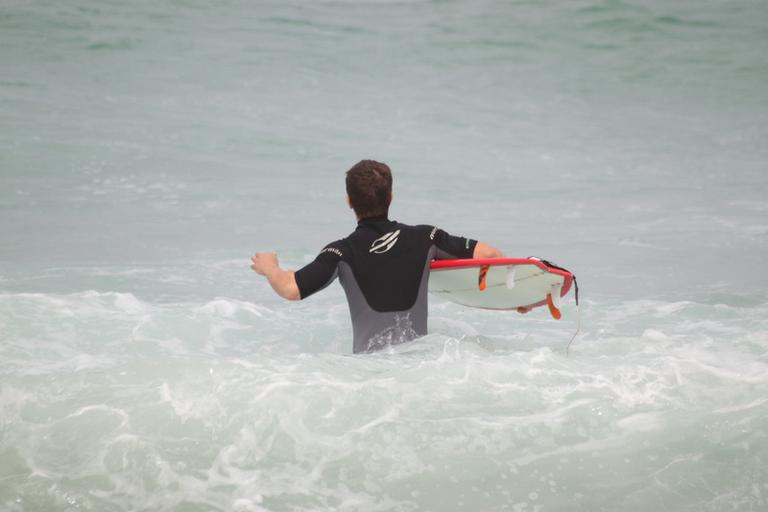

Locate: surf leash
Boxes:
[538,259,580,356]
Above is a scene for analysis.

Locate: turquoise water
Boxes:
[2,1,768,510]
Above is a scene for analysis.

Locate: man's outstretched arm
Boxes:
[251,252,301,300]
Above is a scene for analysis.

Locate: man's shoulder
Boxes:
[404,223,440,241]
[393,221,435,234]
[382,222,441,245]
[319,239,348,258]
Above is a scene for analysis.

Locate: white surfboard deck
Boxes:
[429,258,575,312]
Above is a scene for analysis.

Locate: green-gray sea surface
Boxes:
[1,1,767,510]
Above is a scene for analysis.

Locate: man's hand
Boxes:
[251,252,279,275]
[473,242,503,259]
[250,252,300,301]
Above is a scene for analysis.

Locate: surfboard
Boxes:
[428,258,576,319]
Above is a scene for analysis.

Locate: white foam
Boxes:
[642,328,668,341]
[615,412,663,432]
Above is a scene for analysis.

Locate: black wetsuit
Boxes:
[295,217,477,353]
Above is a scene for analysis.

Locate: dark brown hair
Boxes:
[345,160,392,219]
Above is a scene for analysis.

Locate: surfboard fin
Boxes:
[546,293,562,320]
[505,266,516,289]
[546,283,563,320]
[478,264,490,291]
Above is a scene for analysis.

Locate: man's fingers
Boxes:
[251,252,277,276]
[252,252,276,261]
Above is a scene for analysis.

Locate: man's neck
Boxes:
[357,214,389,224]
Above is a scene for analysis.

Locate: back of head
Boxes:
[346,160,392,219]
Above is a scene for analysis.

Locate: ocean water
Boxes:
[1,0,767,510]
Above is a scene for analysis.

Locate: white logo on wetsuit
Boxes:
[369,230,400,254]
[321,247,343,258]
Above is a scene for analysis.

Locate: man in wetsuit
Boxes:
[250,160,527,353]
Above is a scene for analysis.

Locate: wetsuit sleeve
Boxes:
[294,244,344,299]
[431,227,477,260]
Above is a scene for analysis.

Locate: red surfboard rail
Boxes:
[429,257,575,310]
